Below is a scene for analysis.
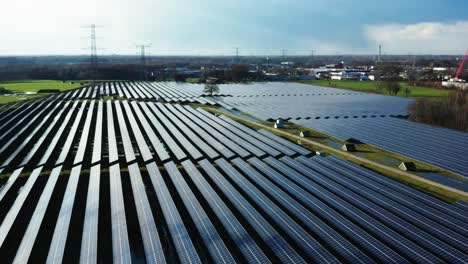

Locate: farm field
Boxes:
[0,80,84,104]
[0,81,466,263]
[299,80,451,97]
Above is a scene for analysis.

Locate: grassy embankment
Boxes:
[0,80,84,104]
[298,80,450,98]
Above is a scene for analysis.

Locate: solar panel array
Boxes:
[217,94,411,120]
[297,117,468,180]
[0,82,467,263]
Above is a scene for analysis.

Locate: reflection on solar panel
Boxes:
[0,81,466,263]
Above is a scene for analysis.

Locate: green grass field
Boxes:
[298,80,450,97]
[0,80,84,104]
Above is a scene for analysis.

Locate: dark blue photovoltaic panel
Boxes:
[157,103,219,159]
[250,157,406,263]
[271,157,442,263]
[298,117,468,178]
[196,108,266,157]
[200,159,306,264]
[327,156,468,222]
[181,105,251,158]
[139,102,187,160]
[218,158,337,263]
[146,162,201,264]
[283,156,466,263]
[297,157,468,254]
[13,166,63,263]
[166,104,235,159]
[184,160,270,264]
[219,115,297,156]
[80,164,101,263]
[313,157,468,238]
[0,167,44,248]
[166,161,235,263]
[148,103,203,160]
[232,158,370,263]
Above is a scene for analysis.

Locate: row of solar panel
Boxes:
[297,117,468,178]
[215,94,411,120]
[1,153,466,263]
[54,81,374,104]
[0,100,312,175]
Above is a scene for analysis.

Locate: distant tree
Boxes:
[174,73,187,82]
[404,87,411,97]
[386,81,401,95]
[374,64,402,96]
[204,83,219,96]
[231,64,249,82]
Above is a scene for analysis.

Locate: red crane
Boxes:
[454,48,468,80]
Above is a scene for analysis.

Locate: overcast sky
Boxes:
[1,0,468,55]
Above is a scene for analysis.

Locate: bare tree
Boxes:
[404,87,411,97]
[204,83,219,96]
[408,89,467,131]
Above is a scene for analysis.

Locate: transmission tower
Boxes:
[281,49,287,60]
[234,47,240,63]
[82,24,102,82]
[136,44,151,80]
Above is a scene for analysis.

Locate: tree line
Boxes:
[408,89,467,132]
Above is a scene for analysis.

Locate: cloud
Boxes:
[364,21,468,54]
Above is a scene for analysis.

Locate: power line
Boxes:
[82,24,103,82]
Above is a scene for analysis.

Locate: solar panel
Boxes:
[130,101,170,161]
[298,117,468,178]
[327,155,468,221]
[80,164,101,263]
[271,156,441,262]
[180,105,250,158]
[165,161,236,263]
[156,103,219,159]
[0,166,44,247]
[121,101,154,161]
[19,102,74,167]
[0,101,64,167]
[146,162,201,264]
[13,166,63,263]
[315,157,468,238]
[218,115,297,156]
[230,158,364,263]
[127,163,166,264]
[249,157,406,263]
[194,109,281,157]
[183,160,270,264]
[0,168,23,203]
[195,108,266,157]
[54,102,87,165]
[257,129,311,155]
[0,100,39,131]
[200,159,306,264]
[166,104,235,159]
[148,103,203,160]
[91,101,103,164]
[296,156,467,263]
[279,156,453,263]
[73,101,96,165]
[107,121,132,264]
[139,102,187,160]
